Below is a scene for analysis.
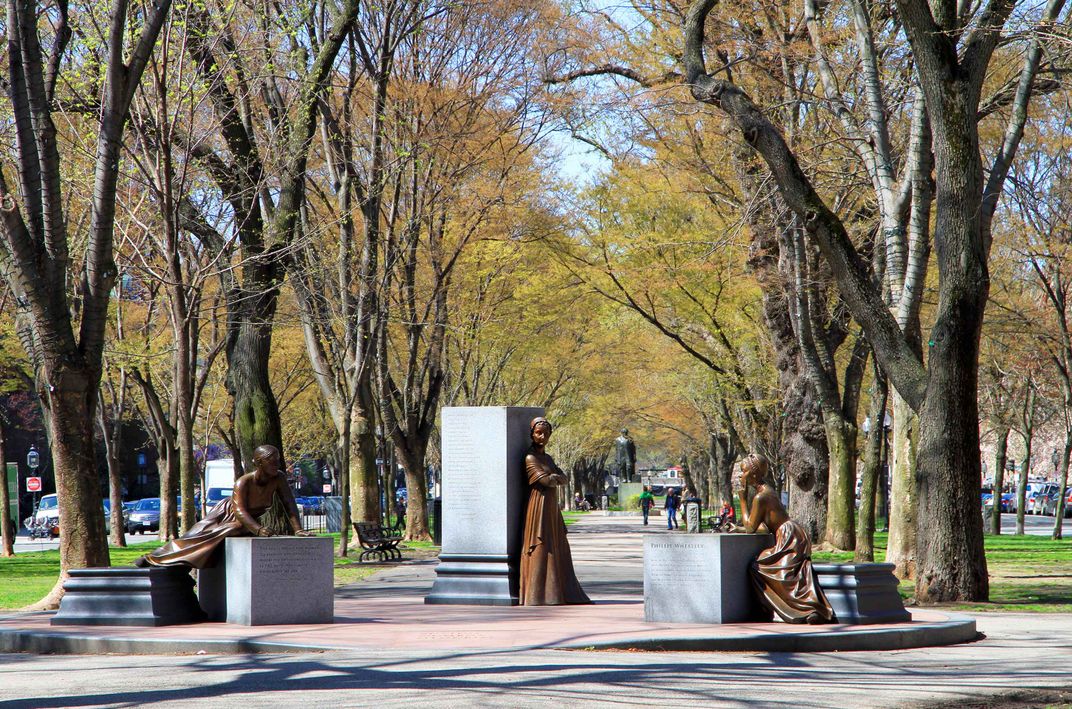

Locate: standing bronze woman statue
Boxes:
[733,453,833,624]
[519,417,591,605]
[135,444,311,569]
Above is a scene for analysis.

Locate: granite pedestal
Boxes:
[644,533,773,623]
[684,502,701,533]
[51,567,206,626]
[425,406,543,606]
[814,563,911,624]
[198,536,333,625]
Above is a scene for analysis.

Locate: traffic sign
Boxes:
[26,477,41,492]
[27,447,39,470]
[322,483,332,494]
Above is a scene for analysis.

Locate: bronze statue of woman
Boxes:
[135,444,311,568]
[519,417,591,605]
[734,453,833,624]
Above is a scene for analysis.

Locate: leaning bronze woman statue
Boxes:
[519,417,591,605]
[732,453,833,624]
[135,444,312,569]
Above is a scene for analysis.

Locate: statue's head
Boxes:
[740,453,770,486]
[620,428,629,436]
[252,445,281,476]
[530,417,552,446]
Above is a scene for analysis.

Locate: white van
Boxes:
[204,459,237,511]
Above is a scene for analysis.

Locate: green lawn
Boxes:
[0,535,422,611]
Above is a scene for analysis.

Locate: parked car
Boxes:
[1030,483,1061,515]
[27,493,59,527]
[205,487,233,510]
[1026,491,1042,514]
[1039,489,1061,517]
[125,498,161,534]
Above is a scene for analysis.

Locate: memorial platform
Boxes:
[0,517,978,655]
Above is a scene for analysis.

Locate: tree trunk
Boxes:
[856,371,888,562]
[1053,429,1070,539]
[0,421,13,557]
[337,422,351,557]
[28,387,111,610]
[100,408,126,548]
[886,391,918,578]
[785,383,829,542]
[823,412,857,550]
[991,426,1009,535]
[708,432,736,507]
[913,259,989,600]
[740,152,829,543]
[158,445,179,542]
[349,398,379,524]
[227,284,284,468]
[398,442,431,541]
[1016,386,1037,535]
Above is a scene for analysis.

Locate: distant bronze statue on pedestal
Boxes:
[733,453,833,625]
[614,428,637,482]
[135,444,312,569]
[519,417,591,606]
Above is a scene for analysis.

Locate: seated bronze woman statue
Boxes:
[732,453,833,624]
[519,417,591,605]
[135,444,312,569]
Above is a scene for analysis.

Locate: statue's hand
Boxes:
[257,526,273,537]
[294,529,315,537]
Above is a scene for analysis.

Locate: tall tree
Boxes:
[175,0,360,467]
[0,0,171,606]
[685,0,1069,599]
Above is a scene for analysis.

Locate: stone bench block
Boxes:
[813,563,911,624]
[51,567,206,627]
[644,533,773,623]
[198,536,334,625]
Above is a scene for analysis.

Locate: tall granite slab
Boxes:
[324,496,342,532]
[51,567,206,626]
[198,536,333,625]
[813,563,911,624]
[684,501,702,533]
[425,406,544,606]
[644,533,773,623]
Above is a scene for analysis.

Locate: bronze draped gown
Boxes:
[140,493,290,569]
[749,519,833,623]
[519,448,591,605]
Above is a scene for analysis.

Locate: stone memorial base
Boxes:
[51,567,206,627]
[813,563,911,624]
[644,533,772,623]
[424,554,516,606]
[198,537,333,625]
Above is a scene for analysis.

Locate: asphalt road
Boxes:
[995,511,1070,535]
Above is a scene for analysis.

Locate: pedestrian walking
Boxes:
[639,485,655,525]
[665,487,680,530]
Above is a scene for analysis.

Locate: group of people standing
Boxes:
[639,485,711,530]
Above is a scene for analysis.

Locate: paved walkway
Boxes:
[1,516,1070,707]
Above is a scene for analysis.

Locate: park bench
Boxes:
[353,521,404,562]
